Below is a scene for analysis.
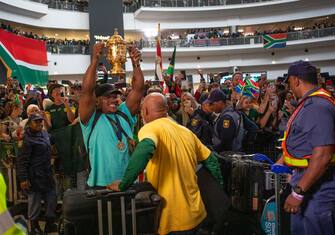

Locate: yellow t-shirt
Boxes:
[138,117,210,234]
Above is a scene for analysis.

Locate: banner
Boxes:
[0,29,48,85]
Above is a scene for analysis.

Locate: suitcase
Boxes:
[62,182,161,235]
[217,153,272,213]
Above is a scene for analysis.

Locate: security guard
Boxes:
[0,172,26,235]
[209,89,245,153]
[277,61,335,235]
[187,93,214,148]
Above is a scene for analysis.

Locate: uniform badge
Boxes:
[223,120,230,128]
[191,119,199,127]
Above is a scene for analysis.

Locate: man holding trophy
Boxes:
[79,36,144,188]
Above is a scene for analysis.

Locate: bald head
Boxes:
[142,93,168,124]
[26,104,40,117]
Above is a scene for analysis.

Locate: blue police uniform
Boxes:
[187,106,214,148]
[212,106,245,153]
[285,87,335,235]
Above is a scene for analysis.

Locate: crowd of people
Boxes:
[0,42,335,235]
[164,21,335,41]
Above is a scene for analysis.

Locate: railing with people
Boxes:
[29,0,88,12]
[139,27,335,48]
[47,44,89,54]
[47,27,335,54]
[28,0,277,12]
[138,0,274,7]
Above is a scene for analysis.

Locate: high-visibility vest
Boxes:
[282,88,335,168]
[0,173,26,235]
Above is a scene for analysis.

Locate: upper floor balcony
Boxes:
[46,27,335,55]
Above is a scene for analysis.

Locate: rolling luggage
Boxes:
[62,182,161,235]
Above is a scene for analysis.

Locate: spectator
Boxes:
[17,113,57,234]
[176,92,199,126]
[0,101,23,142]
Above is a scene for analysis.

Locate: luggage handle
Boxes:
[87,189,137,198]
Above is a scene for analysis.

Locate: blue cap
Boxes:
[285,60,317,83]
[28,113,44,122]
[206,89,227,104]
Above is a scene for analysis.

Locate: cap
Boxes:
[95,83,122,97]
[285,60,317,83]
[199,92,210,104]
[206,89,227,104]
[28,113,44,122]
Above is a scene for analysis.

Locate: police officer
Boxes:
[209,89,246,153]
[277,61,335,235]
[187,93,214,148]
[0,172,26,235]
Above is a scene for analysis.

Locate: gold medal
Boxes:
[117,141,125,150]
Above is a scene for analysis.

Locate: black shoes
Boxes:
[29,220,44,235]
[44,217,58,234]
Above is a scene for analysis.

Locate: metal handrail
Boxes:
[139,27,335,48]
[46,27,335,54]
[29,0,88,12]
[139,0,274,7]
[29,0,276,12]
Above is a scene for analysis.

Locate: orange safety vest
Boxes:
[282,88,335,168]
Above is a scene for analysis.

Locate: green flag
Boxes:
[166,46,176,79]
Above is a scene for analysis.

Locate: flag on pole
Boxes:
[166,46,176,79]
[0,29,48,85]
[155,23,163,81]
[263,33,287,49]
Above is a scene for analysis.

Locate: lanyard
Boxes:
[106,114,130,142]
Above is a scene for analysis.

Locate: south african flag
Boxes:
[243,79,260,98]
[234,79,245,94]
[263,33,287,49]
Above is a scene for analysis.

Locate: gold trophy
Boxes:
[106,28,127,78]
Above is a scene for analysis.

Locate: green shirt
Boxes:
[45,103,70,131]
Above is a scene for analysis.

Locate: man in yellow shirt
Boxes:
[108,93,223,234]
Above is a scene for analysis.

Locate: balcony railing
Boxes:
[47,44,89,54]
[139,0,274,7]
[47,27,335,54]
[140,27,335,48]
[29,0,276,12]
[30,0,88,12]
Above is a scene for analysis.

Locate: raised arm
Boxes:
[79,43,105,124]
[125,46,145,115]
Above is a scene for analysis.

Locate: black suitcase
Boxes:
[62,182,161,235]
[217,154,271,213]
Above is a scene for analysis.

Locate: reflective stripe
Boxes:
[283,89,335,168]
[0,210,16,234]
[284,156,309,168]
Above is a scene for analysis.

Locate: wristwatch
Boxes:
[293,185,306,196]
